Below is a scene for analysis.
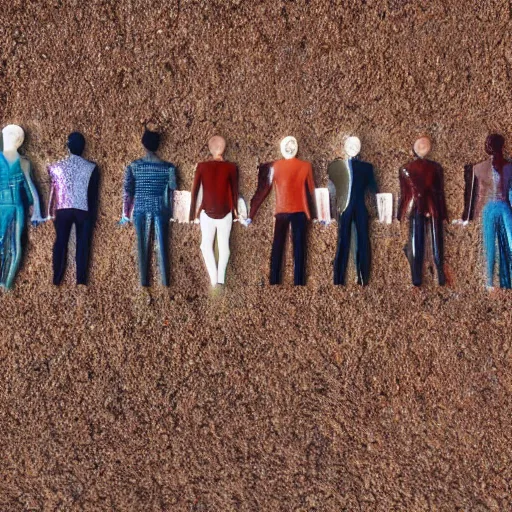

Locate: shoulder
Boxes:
[327,158,342,174]
[19,156,31,170]
[354,159,373,172]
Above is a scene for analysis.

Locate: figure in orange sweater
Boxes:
[248,136,316,285]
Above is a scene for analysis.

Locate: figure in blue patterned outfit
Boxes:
[121,130,177,286]
[461,134,512,289]
[0,124,44,290]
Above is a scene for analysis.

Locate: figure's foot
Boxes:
[486,285,495,293]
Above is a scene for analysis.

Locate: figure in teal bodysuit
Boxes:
[0,153,34,289]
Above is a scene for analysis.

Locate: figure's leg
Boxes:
[482,205,497,288]
[0,207,15,287]
[134,213,152,287]
[199,211,218,286]
[496,221,510,288]
[155,213,170,286]
[354,207,371,286]
[409,210,425,286]
[501,205,512,288]
[333,210,353,285]
[75,211,92,285]
[215,212,233,285]
[290,212,307,286]
[270,214,290,285]
[52,209,74,286]
[430,216,446,286]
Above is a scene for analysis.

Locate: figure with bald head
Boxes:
[0,124,44,289]
[248,136,316,286]
[460,134,512,289]
[397,136,448,286]
[189,135,239,287]
[327,136,378,286]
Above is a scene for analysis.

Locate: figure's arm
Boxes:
[436,164,448,222]
[88,165,100,224]
[305,162,317,219]
[368,164,378,194]
[189,165,202,222]
[230,165,239,218]
[327,179,337,220]
[47,166,56,219]
[461,164,477,222]
[397,168,411,222]
[122,164,135,221]
[167,164,177,216]
[248,162,273,220]
[21,159,44,223]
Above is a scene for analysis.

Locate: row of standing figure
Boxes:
[0,125,510,291]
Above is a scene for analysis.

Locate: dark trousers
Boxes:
[406,209,446,286]
[334,204,370,285]
[270,212,307,286]
[53,209,93,285]
[133,212,170,287]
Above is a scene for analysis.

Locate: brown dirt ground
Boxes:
[1,1,512,510]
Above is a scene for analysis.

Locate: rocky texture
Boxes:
[1,1,511,510]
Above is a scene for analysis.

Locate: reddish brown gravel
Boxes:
[1,1,511,510]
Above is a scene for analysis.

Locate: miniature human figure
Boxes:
[47,132,99,285]
[121,129,177,287]
[327,136,378,285]
[189,135,238,287]
[0,124,44,290]
[460,134,512,289]
[247,136,316,286]
[397,136,447,286]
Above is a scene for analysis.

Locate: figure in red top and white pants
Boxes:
[190,136,238,287]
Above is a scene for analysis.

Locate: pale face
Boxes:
[280,136,298,159]
[2,124,24,152]
[413,136,431,158]
[208,135,226,159]
[344,136,361,158]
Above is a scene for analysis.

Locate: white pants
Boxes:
[200,211,233,286]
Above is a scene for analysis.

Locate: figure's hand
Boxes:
[30,215,46,227]
[119,216,130,225]
[242,218,252,228]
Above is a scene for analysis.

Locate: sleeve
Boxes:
[249,162,273,219]
[122,164,135,219]
[47,166,56,218]
[189,164,202,221]
[462,164,477,222]
[230,165,239,216]
[436,164,448,222]
[397,167,412,222]
[88,166,100,223]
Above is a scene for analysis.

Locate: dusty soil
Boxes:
[1,1,511,510]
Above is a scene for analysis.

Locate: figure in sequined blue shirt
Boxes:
[121,130,177,287]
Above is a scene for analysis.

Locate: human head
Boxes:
[344,136,361,158]
[413,136,432,158]
[280,136,298,159]
[142,129,161,152]
[485,133,505,155]
[208,135,226,159]
[67,131,86,156]
[2,124,25,152]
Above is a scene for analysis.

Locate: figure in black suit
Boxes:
[328,136,378,285]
